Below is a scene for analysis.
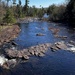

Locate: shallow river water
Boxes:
[0,21,75,75]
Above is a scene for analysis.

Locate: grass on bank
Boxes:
[0,25,13,32]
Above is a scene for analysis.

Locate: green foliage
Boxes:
[16,0,22,18]
[2,0,75,27]
[23,0,29,16]
[3,9,16,24]
[19,0,21,6]
[28,6,45,18]
[47,4,56,15]
[64,0,75,25]
[47,4,66,21]
[28,6,36,17]
[37,7,45,18]
[15,0,22,18]
[31,6,38,17]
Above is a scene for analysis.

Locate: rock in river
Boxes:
[36,33,45,36]
[5,43,51,59]
[2,43,51,69]
[0,55,17,69]
[50,41,68,51]
[55,41,68,50]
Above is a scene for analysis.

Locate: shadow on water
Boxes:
[0,21,75,75]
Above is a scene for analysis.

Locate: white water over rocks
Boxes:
[67,47,75,52]
[0,55,8,66]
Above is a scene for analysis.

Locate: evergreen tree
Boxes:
[23,0,29,16]
[64,0,75,25]
[18,0,22,17]
[12,0,16,5]
[3,9,16,24]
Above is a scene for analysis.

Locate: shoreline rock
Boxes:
[0,25,20,46]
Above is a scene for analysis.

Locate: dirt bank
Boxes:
[0,25,20,45]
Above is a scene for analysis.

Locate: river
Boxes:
[0,21,75,75]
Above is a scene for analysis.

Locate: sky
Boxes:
[16,0,66,8]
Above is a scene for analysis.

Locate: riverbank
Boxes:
[0,24,20,46]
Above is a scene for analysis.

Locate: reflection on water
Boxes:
[0,21,75,75]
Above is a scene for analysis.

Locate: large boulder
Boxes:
[50,41,68,51]
[5,49,18,58]
[2,59,17,69]
[55,41,68,50]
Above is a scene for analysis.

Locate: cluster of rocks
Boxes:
[0,25,20,46]
[5,41,75,61]
[18,17,39,23]
[48,27,67,39]
[54,35,67,40]
[48,27,60,35]
[5,43,51,60]
[51,41,68,51]
[5,41,74,59]
[0,40,75,69]
[3,59,17,69]
[0,55,17,69]
[0,43,51,69]
[51,41,75,53]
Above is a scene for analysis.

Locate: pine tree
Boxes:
[64,0,75,26]
[23,0,29,16]
[12,0,16,5]
[16,0,22,18]
[3,9,16,24]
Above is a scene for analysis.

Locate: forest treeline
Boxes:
[0,0,75,27]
